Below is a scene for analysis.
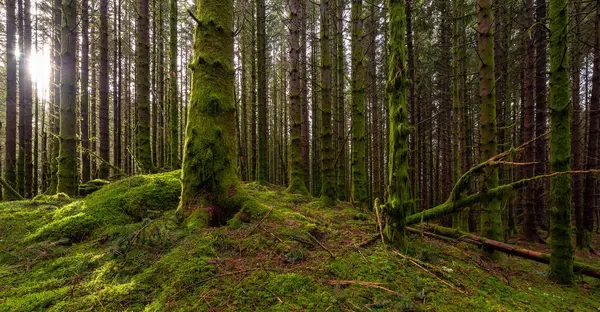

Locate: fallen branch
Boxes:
[392,250,466,294]
[328,280,401,296]
[247,206,273,236]
[80,146,124,176]
[0,177,24,200]
[308,232,336,259]
[420,224,600,279]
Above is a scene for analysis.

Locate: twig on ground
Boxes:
[308,232,336,258]
[247,207,273,236]
[392,250,466,294]
[328,280,401,296]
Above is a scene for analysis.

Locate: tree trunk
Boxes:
[582,0,600,251]
[4,0,18,200]
[385,0,412,249]
[523,0,538,241]
[288,0,309,194]
[535,0,549,230]
[319,0,335,205]
[548,0,574,284]
[169,0,179,169]
[98,0,110,178]
[301,0,311,189]
[81,0,90,183]
[178,0,251,225]
[57,0,78,196]
[136,0,154,173]
[257,0,268,185]
[351,0,367,207]
[477,0,502,244]
[336,0,346,201]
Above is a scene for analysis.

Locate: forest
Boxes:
[0,0,599,310]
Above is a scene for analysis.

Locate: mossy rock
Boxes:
[27,171,182,242]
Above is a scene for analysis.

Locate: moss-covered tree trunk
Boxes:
[385,0,412,249]
[319,0,336,205]
[301,0,310,190]
[178,0,250,225]
[335,0,347,201]
[548,0,574,284]
[287,0,309,195]
[4,0,17,200]
[57,0,78,196]
[351,0,367,208]
[47,0,62,195]
[17,0,33,198]
[169,0,179,169]
[136,0,155,174]
[81,0,90,184]
[476,0,502,244]
[451,0,468,231]
[581,0,600,251]
[98,0,109,178]
[523,0,538,241]
[535,0,549,230]
[257,0,268,185]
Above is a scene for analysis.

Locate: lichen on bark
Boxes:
[177,0,253,226]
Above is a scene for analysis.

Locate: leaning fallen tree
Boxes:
[407,224,600,279]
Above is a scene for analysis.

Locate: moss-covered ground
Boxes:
[1,172,599,311]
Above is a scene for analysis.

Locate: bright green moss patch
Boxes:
[1,173,599,311]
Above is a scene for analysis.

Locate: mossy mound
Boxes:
[1,172,599,311]
[78,179,110,196]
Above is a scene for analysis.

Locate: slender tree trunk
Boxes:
[113,0,121,175]
[4,0,18,200]
[136,0,154,173]
[288,0,309,194]
[535,0,549,230]
[477,0,502,244]
[368,2,380,202]
[336,0,346,201]
[19,0,33,197]
[251,1,257,181]
[582,0,600,251]
[351,0,367,207]
[548,0,574,284]
[57,0,78,196]
[571,0,585,249]
[257,0,268,185]
[81,0,90,183]
[319,0,335,204]
[47,0,62,195]
[523,0,538,241]
[98,0,110,178]
[170,0,179,169]
[300,0,310,189]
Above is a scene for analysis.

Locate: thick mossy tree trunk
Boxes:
[136,0,155,174]
[476,0,502,243]
[287,0,309,195]
[581,0,600,251]
[548,0,574,284]
[169,0,179,169]
[178,0,252,225]
[57,0,78,196]
[351,0,368,208]
[319,0,336,205]
[4,0,17,200]
[384,0,412,249]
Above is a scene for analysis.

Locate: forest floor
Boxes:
[1,171,599,311]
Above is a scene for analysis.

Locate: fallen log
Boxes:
[411,224,600,279]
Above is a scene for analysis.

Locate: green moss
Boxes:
[78,179,110,196]
[26,172,181,242]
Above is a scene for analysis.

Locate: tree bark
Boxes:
[351,0,367,207]
[136,0,155,173]
[4,0,18,200]
[57,0,78,196]
[548,0,574,284]
[81,0,90,183]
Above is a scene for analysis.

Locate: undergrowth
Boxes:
[0,171,598,311]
